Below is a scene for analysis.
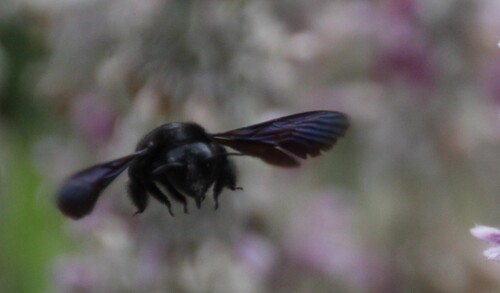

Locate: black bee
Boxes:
[57,111,349,219]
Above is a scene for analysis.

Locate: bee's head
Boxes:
[164,143,217,199]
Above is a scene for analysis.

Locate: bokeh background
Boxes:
[1,0,500,292]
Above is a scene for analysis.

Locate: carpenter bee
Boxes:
[57,111,349,219]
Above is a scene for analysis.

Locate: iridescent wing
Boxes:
[57,152,141,219]
[211,111,349,167]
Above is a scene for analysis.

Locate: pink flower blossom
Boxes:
[235,233,277,279]
[470,225,500,262]
[284,193,388,289]
[72,91,117,148]
[374,0,435,90]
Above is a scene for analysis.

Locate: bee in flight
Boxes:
[57,111,349,219]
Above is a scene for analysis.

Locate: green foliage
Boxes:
[0,134,66,293]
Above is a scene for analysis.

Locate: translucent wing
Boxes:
[56,153,141,219]
[211,111,349,167]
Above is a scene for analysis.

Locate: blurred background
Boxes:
[1,0,500,292]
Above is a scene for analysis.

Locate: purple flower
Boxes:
[235,233,277,279]
[54,259,97,292]
[373,0,435,90]
[482,58,500,104]
[284,193,389,289]
[71,91,117,148]
[470,225,500,262]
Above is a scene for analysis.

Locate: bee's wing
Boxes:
[57,152,141,219]
[211,111,349,167]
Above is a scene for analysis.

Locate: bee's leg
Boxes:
[127,178,149,215]
[224,159,241,191]
[195,195,205,210]
[151,165,190,214]
[213,178,224,210]
[151,178,187,214]
[161,181,189,214]
[145,180,174,217]
[213,159,240,210]
[128,160,154,215]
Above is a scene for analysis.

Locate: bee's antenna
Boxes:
[224,152,245,157]
[134,149,149,157]
[212,152,245,159]
[152,163,184,176]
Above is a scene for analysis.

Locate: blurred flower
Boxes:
[483,58,500,104]
[71,91,117,148]
[475,0,500,50]
[479,57,500,140]
[374,0,435,89]
[235,233,277,279]
[471,225,500,262]
[54,259,97,293]
[284,192,388,289]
